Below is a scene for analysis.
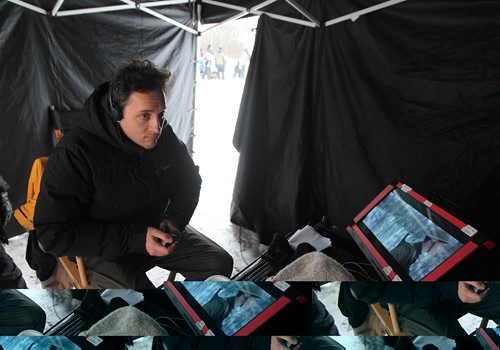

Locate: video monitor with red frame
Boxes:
[476,328,500,350]
[163,281,311,336]
[347,182,496,281]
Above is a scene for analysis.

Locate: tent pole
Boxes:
[57,5,135,17]
[284,0,320,27]
[202,0,316,28]
[259,11,316,27]
[121,0,199,35]
[190,2,201,154]
[51,0,65,16]
[200,11,249,34]
[7,0,47,15]
[202,0,247,12]
[250,0,279,11]
[325,0,407,27]
[56,1,190,17]
[143,0,191,7]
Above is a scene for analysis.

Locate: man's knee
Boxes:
[212,248,233,277]
[29,303,46,332]
[13,294,46,333]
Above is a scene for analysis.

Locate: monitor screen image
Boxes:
[361,190,463,280]
[182,281,276,336]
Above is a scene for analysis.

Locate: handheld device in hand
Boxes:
[471,281,490,294]
[161,230,183,247]
[278,336,301,349]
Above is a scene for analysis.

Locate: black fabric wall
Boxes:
[0,1,196,237]
[231,0,500,245]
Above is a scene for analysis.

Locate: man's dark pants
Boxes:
[85,226,234,288]
[0,290,46,335]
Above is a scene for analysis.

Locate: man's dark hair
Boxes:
[111,59,171,110]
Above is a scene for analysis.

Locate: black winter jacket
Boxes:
[34,83,201,258]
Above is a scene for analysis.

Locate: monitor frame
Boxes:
[476,328,500,350]
[163,281,304,336]
[347,182,494,281]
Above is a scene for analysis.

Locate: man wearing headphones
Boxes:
[34,60,233,288]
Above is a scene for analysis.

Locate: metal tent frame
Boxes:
[7,0,409,35]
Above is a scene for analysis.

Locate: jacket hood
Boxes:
[78,82,144,157]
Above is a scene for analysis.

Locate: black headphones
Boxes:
[108,81,122,122]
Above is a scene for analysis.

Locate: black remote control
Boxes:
[471,281,490,294]
[161,229,183,247]
[277,337,301,349]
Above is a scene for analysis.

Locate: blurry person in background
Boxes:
[0,175,46,335]
[0,174,25,288]
[214,47,226,80]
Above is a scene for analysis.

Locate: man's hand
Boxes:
[145,226,177,256]
[458,281,488,303]
[271,336,300,350]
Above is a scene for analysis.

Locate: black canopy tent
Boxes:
[231,0,500,244]
[1,1,499,249]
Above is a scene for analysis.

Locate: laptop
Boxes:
[346,182,496,281]
[163,281,311,336]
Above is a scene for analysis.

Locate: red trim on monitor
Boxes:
[234,296,291,336]
[296,295,309,304]
[164,281,208,335]
[396,183,471,233]
[350,224,399,281]
[484,240,497,249]
[421,242,479,281]
[477,328,499,350]
[353,184,394,223]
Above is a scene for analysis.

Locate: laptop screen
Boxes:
[184,281,276,335]
[347,182,490,281]
[164,281,308,336]
[361,190,464,280]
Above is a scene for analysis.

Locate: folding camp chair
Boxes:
[370,303,404,336]
[479,318,491,328]
[14,155,91,288]
[370,303,492,336]
[12,106,90,288]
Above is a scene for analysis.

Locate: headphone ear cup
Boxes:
[108,87,122,122]
[110,104,122,122]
